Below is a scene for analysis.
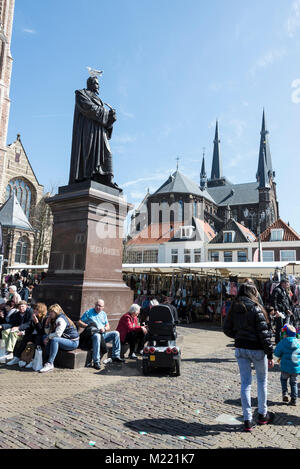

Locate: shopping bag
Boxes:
[32,346,43,371]
[0,339,5,358]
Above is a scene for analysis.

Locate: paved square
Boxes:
[0,325,299,449]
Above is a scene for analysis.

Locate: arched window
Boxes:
[178,200,184,222]
[193,201,197,217]
[15,237,30,264]
[5,179,33,218]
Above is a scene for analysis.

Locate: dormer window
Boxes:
[180,226,195,239]
[270,229,284,241]
[223,231,235,243]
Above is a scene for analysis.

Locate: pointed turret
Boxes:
[258,148,270,189]
[200,153,207,190]
[211,120,222,180]
[257,109,274,184]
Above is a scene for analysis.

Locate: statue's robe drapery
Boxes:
[69,89,114,184]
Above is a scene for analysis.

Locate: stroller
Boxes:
[142,304,181,376]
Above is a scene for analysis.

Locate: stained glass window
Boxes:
[5,179,32,218]
[15,237,30,264]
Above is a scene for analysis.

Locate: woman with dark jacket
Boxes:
[223,283,275,432]
[7,303,47,367]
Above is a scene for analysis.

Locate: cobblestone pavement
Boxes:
[0,324,300,449]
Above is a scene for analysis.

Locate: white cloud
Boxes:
[22,28,36,34]
[250,48,287,76]
[122,173,167,188]
[130,191,147,200]
[114,134,136,144]
[229,119,246,139]
[286,0,300,37]
[119,108,135,119]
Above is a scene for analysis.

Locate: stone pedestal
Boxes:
[33,180,133,329]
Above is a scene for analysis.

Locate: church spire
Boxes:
[211,120,222,180]
[200,149,207,190]
[257,109,274,184]
[258,148,270,189]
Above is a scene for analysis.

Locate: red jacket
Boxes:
[116,313,142,343]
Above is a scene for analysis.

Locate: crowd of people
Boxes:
[0,286,165,373]
[0,270,46,306]
[1,271,299,434]
[223,277,300,432]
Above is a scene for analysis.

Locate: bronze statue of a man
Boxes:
[68,75,118,188]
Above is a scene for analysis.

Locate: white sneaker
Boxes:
[39,362,54,373]
[18,360,27,368]
[7,357,20,366]
[5,353,13,360]
[25,361,33,369]
[103,358,112,364]
[0,355,7,364]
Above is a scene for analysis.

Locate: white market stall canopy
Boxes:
[122,262,300,279]
[6,264,49,271]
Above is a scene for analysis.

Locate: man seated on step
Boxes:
[0,300,32,362]
[77,299,124,370]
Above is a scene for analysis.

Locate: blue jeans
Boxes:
[46,337,79,364]
[92,331,120,364]
[281,372,298,400]
[235,348,268,421]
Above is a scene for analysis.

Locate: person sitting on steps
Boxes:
[116,304,148,359]
[78,299,124,370]
[40,304,79,373]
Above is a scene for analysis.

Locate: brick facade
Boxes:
[0,2,52,269]
[0,1,15,197]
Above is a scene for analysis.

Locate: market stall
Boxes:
[122,262,300,325]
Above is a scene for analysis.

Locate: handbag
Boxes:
[32,346,43,371]
[20,342,36,364]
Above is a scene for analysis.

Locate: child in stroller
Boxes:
[142,304,181,376]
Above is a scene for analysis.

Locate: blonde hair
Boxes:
[34,302,47,320]
[48,304,76,330]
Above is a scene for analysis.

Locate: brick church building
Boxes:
[127,112,280,263]
[0,0,51,269]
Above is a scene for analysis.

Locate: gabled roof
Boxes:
[0,193,34,231]
[193,217,216,242]
[209,218,256,244]
[235,221,257,242]
[207,182,259,206]
[260,219,300,242]
[127,221,184,246]
[7,135,43,188]
[127,218,216,246]
[153,170,216,203]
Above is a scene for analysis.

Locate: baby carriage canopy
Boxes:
[148,304,178,341]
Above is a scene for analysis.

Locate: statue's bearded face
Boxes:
[87,77,99,93]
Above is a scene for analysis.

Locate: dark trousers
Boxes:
[15,333,43,358]
[123,330,146,354]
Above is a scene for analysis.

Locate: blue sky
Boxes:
[7,0,300,233]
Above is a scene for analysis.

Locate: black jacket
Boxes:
[271,285,292,316]
[1,307,33,332]
[24,317,46,338]
[79,325,107,355]
[223,296,273,359]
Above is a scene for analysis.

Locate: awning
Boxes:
[6,264,49,271]
[122,261,297,279]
